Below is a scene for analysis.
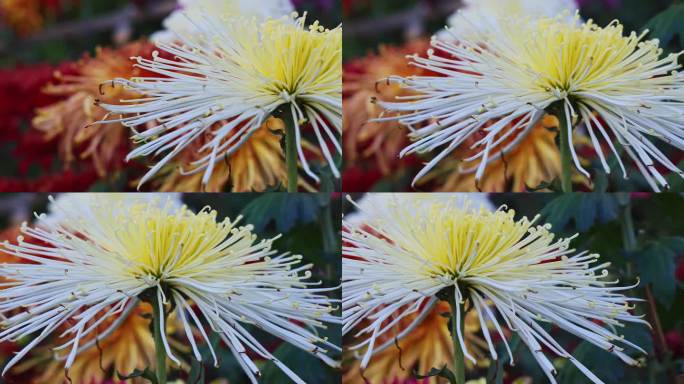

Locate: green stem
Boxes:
[555,106,574,193]
[283,107,298,193]
[151,294,167,384]
[447,293,466,384]
[620,201,637,252]
[321,201,336,256]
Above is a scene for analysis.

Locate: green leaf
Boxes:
[644,3,684,48]
[240,194,319,233]
[557,342,625,384]
[540,194,619,232]
[630,238,682,308]
[116,368,158,384]
[412,365,457,384]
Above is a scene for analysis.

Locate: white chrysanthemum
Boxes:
[342,195,647,383]
[101,14,342,187]
[0,196,339,383]
[152,0,294,43]
[440,0,577,40]
[39,192,182,228]
[379,13,684,191]
[344,193,493,226]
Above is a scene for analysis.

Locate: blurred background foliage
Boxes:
[0,192,342,384]
[1,0,342,66]
[343,193,684,384]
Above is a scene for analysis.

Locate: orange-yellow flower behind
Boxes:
[343,301,487,384]
[33,41,156,178]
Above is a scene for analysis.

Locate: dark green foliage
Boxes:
[540,193,620,232]
[631,238,684,308]
[241,193,320,232]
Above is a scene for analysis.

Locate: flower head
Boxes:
[344,40,588,192]
[343,289,487,384]
[343,195,647,383]
[33,41,156,177]
[0,195,339,382]
[34,302,157,384]
[153,0,295,42]
[423,115,591,192]
[343,39,432,175]
[379,13,684,191]
[441,0,577,40]
[151,117,298,192]
[101,13,342,188]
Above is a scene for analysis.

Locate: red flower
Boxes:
[665,330,683,357]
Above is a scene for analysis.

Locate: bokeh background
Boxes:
[342,0,684,193]
[0,192,341,384]
[342,192,684,384]
[0,0,342,192]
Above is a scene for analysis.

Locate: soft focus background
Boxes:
[342,193,684,384]
[0,193,341,384]
[342,0,684,193]
[0,0,341,192]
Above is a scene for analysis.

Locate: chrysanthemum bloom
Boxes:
[441,0,577,40]
[344,44,586,191]
[30,303,156,384]
[32,41,304,192]
[100,13,342,188]
[379,13,684,191]
[421,115,590,192]
[343,301,488,384]
[32,41,156,177]
[2,194,182,383]
[343,195,647,383]
[0,195,339,383]
[150,117,318,192]
[343,39,431,175]
[152,0,294,43]
[0,0,47,36]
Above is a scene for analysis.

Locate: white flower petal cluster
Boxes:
[380,14,684,191]
[152,0,295,42]
[440,0,578,40]
[342,195,647,383]
[102,13,342,188]
[0,195,339,383]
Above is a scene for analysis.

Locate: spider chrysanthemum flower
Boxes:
[152,0,294,43]
[423,115,592,192]
[342,195,647,383]
[149,117,315,192]
[33,302,157,384]
[379,13,684,191]
[441,0,577,40]
[32,41,156,177]
[343,293,487,384]
[101,13,342,188]
[0,195,339,383]
[343,39,432,175]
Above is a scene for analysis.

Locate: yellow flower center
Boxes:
[90,202,253,279]
[382,203,556,278]
[496,14,670,96]
[225,14,342,101]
